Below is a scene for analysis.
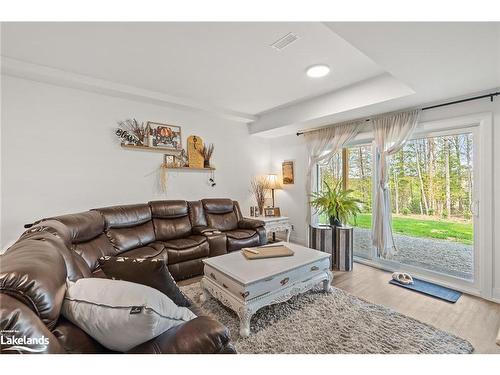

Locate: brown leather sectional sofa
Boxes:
[0,198,266,354]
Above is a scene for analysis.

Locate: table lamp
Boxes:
[266,174,282,207]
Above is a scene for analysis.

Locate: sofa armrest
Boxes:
[192,226,220,235]
[126,316,236,354]
[238,218,265,229]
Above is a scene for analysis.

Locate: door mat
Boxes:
[389,278,462,303]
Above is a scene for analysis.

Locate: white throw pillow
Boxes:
[61,278,196,352]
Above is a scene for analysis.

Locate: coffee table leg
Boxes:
[199,278,209,303]
[322,272,333,293]
[238,307,253,338]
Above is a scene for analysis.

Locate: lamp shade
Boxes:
[266,174,282,190]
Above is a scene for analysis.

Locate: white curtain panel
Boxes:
[304,120,363,227]
[371,109,421,258]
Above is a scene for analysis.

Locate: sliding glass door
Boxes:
[315,126,482,289]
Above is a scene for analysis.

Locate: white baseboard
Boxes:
[492,288,500,303]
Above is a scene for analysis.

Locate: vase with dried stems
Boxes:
[250,176,269,216]
[198,143,215,168]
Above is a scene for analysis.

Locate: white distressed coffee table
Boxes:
[200,242,332,337]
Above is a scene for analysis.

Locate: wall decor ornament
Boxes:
[147,122,182,150]
[187,135,205,168]
[199,143,215,168]
[282,160,294,184]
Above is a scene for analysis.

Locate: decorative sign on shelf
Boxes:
[146,122,182,150]
[187,135,205,169]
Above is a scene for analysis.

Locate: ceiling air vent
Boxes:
[270,32,299,51]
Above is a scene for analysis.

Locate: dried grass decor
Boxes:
[250,176,269,215]
[198,143,215,167]
[159,161,169,193]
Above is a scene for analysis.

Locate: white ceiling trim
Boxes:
[249,73,415,137]
[1,57,258,123]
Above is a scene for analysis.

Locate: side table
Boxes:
[245,216,292,242]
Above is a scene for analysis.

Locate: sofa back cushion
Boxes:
[202,199,238,231]
[149,200,192,241]
[94,204,155,253]
[0,235,68,330]
[188,200,207,227]
[52,211,116,272]
[20,222,91,281]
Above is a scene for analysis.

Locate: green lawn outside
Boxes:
[351,213,473,245]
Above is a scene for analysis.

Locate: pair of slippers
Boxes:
[392,272,414,285]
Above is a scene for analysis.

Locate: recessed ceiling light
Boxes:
[306,64,330,78]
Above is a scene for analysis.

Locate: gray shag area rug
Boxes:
[181,283,474,354]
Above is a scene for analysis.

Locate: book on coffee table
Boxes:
[242,245,294,260]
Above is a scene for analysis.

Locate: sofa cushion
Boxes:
[163,235,206,250]
[127,316,234,354]
[98,256,191,307]
[119,242,165,259]
[227,233,260,252]
[0,294,65,354]
[0,236,67,330]
[52,317,110,354]
[149,200,192,241]
[106,221,156,253]
[202,199,234,214]
[188,200,207,227]
[20,224,91,281]
[165,236,209,264]
[224,229,257,240]
[94,204,152,228]
[168,258,206,281]
[62,278,196,352]
[52,211,106,244]
[73,233,119,271]
[149,200,188,218]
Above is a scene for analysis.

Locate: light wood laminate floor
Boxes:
[333,263,500,354]
[180,262,500,353]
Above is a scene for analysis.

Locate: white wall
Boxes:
[1,76,271,247]
[270,97,500,300]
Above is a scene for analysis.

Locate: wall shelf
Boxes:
[120,143,181,155]
[167,166,216,171]
[120,143,215,171]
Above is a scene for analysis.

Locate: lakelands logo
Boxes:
[1,330,49,353]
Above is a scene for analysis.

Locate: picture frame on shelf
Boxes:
[264,207,281,217]
[147,122,182,150]
[282,160,294,184]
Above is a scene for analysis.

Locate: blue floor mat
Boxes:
[389,278,462,303]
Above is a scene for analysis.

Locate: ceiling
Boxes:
[2,22,499,136]
[1,22,384,114]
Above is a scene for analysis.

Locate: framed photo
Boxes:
[282,160,294,184]
[264,207,281,217]
[147,122,182,150]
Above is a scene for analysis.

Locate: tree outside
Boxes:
[316,132,474,279]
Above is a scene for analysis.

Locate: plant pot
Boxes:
[204,160,210,168]
[329,216,342,227]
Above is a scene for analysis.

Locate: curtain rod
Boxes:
[296,91,500,136]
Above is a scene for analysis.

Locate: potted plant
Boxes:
[310,180,363,227]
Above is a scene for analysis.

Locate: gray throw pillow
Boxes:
[61,278,196,352]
